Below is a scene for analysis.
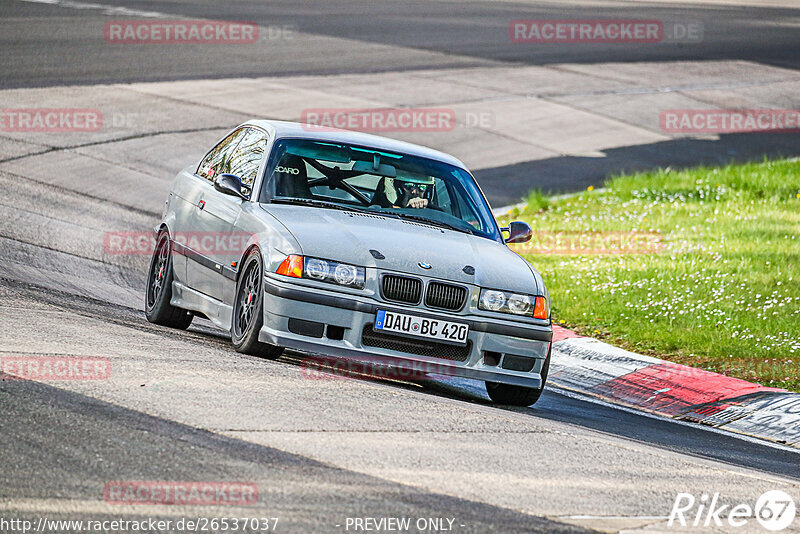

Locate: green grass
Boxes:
[499,158,800,391]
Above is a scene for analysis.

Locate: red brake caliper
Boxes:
[247,292,253,305]
[158,266,163,279]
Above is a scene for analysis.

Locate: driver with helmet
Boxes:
[372,173,436,209]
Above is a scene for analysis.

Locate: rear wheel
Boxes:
[486,346,551,407]
[145,230,193,329]
[231,249,283,359]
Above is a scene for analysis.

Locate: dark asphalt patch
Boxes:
[0,378,594,533]
[475,133,800,206]
[3,278,799,482]
[2,0,800,89]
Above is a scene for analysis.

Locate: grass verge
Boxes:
[499,158,800,391]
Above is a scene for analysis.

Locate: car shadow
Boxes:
[266,345,800,480]
[475,132,800,207]
[168,316,800,480]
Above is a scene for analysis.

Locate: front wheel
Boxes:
[486,346,551,407]
[145,230,193,329]
[231,249,283,359]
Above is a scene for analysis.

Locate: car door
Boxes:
[169,128,244,287]
[182,128,247,302]
[186,127,268,305]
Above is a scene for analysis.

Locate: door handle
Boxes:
[198,200,206,210]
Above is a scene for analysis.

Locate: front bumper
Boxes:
[258,276,552,388]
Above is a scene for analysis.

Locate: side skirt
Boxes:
[171,281,233,331]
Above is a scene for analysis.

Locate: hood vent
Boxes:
[401,220,443,231]
[350,211,391,220]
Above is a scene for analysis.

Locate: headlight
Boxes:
[303,256,365,289]
[277,255,365,289]
[305,258,329,280]
[480,290,506,311]
[333,263,359,286]
[479,288,548,319]
[507,293,532,315]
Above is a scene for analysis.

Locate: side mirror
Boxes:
[501,221,532,244]
[214,173,250,200]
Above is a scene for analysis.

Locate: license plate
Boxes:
[374,310,469,345]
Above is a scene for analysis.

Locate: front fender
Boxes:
[234,203,303,280]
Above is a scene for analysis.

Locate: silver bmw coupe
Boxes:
[146,120,552,406]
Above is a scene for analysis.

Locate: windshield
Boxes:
[259,138,500,240]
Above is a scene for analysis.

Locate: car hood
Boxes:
[262,205,540,293]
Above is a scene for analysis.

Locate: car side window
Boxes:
[196,129,247,182]
[226,128,268,187]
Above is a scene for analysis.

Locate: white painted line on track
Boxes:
[561,515,669,520]
[0,498,258,515]
[17,0,169,18]
[549,384,800,456]
[396,372,800,457]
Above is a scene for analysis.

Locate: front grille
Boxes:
[425,281,467,311]
[361,325,471,362]
[382,275,422,304]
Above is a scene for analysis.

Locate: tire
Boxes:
[145,230,193,329]
[485,346,551,407]
[231,249,283,359]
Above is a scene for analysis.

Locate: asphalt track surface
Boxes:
[1,279,799,533]
[1,0,800,532]
[2,0,800,88]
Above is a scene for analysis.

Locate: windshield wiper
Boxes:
[271,198,400,219]
[395,213,473,234]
